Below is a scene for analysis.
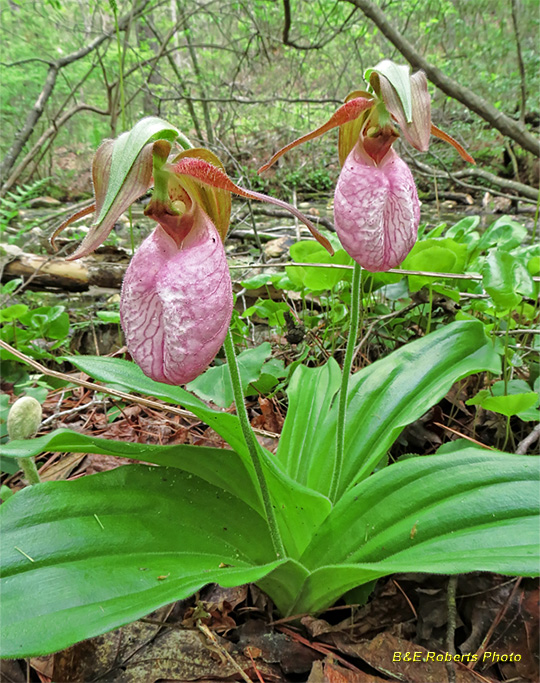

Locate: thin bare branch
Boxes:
[0,0,152,191]
[282,0,358,50]
[341,0,540,157]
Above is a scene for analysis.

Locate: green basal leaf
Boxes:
[0,442,536,649]
[1,429,261,511]
[60,355,331,559]
[0,465,284,657]
[96,117,180,226]
[292,447,540,613]
[308,321,501,498]
[276,358,341,490]
[63,355,248,457]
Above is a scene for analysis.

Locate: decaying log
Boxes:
[2,251,126,291]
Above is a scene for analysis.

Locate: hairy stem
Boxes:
[330,261,362,501]
[223,330,286,558]
[17,457,41,486]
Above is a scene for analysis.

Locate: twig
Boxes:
[408,152,538,202]
[445,576,458,683]
[468,578,522,669]
[40,399,105,427]
[392,579,417,618]
[197,622,253,683]
[433,422,494,450]
[516,423,540,455]
[353,302,421,362]
[0,340,279,439]
[229,260,540,282]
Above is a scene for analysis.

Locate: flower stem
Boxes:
[17,457,41,486]
[330,262,362,501]
[223,330,286,559]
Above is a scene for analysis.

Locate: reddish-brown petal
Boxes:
[172,157,334,253]
[50,204,96,251]
[171,148,231,243]
[60,141,158,260]
[431,124,475,164]
[338,90,373,166]
[258,97,374,173]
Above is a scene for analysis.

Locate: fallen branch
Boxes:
[408,155,539,202]
[4,250,540,293]
[516,423,540,455]
[2,251,125,291]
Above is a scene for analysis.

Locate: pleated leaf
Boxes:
[311,320,501,498]
[0,465,284,658]
[293,447,540,613]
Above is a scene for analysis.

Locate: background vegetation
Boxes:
[1,0,539,198]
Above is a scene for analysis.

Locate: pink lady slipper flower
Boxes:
[260,61,474,272]
[54,118,331,385]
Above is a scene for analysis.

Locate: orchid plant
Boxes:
[52,119,331,386]
[260,60,474,271]
[1,68,538,659]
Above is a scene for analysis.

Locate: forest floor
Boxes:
[1,197,539,683]
[1,373,538,683]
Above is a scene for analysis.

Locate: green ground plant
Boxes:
[0,113,538,659]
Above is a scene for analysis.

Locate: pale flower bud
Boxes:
[7,396,43,441]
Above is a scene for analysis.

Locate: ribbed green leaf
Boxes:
[1,429,261,512]
[39,358,332,559]
[297,448,539,609]
[0,465,283,658]
[1,447,536,652]
[276,358,341,489]
[315,320,501,498]
[63,355,249,456]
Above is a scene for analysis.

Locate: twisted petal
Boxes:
[334,143,420,271]
[379,70,431,152]
[120,203,233,385]
[171,156,334,253]
[258,96,374,173]
[52,139,159,259]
